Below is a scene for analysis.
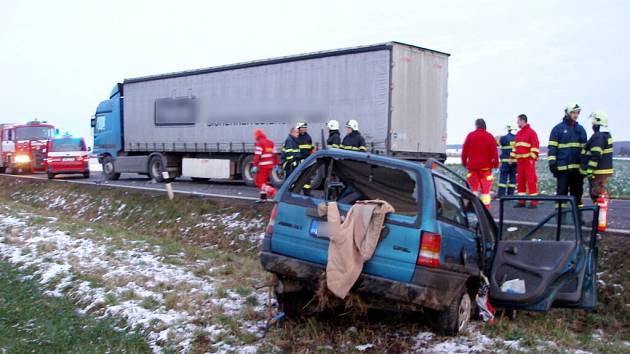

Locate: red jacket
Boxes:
[510,124,540,161]
[253,131,278,168]
[462,128,500,169]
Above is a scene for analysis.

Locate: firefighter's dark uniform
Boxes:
[297,132,314,160]
[548,117,588,207]
[341,131,367,151]
[327,130,341,148]
[581,131,614,201]
[281,135,301,177]
[497,132,516,197]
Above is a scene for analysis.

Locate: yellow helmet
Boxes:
[589,111,608,127]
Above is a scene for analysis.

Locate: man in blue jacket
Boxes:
[497,124,517,197]
[548,103,588,207]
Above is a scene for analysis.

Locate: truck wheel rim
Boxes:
[152,160,162,177]
[457,293,471,332]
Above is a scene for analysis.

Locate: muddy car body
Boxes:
[260,150,599,335]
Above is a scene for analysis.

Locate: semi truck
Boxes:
[0,120,56,174]
[92,41,449,185]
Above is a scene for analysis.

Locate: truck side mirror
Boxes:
[90,117,96,128]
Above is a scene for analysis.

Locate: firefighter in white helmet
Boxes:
[581,111,614,202]
[326,120,341,148]
[341,119,367,152]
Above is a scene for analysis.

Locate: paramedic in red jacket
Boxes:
[252,129,279,201]
[461,119,500,208]
[510,114,540,208]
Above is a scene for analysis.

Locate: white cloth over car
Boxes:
[319,200,395,299]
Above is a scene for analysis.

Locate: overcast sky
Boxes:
[1,0,628,144]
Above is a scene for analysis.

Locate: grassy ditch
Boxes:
[0,260,150,354]
[0,176,628,353]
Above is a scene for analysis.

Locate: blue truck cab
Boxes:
[91,84,123,179]
[260,150,599,335]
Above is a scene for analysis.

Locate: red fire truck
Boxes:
[0,120,56,174]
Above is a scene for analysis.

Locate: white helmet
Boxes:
[565,102,581,115]
[346,119,359,131]
[505,123,516,132]
[295,122,308,129]
[589,111,608,127]
[327,119,340,130]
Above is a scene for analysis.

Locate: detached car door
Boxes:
[489,196,598,311]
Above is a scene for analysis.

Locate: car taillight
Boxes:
[266,204,278,235]
[417,232,441,268]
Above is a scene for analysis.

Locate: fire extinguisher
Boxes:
[596,194,608,232]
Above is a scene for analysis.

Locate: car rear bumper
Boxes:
[260,250,468,311]
[49,163,88,174]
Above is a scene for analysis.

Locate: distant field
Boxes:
[446,159,630,199]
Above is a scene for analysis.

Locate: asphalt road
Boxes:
[3,170,629,235]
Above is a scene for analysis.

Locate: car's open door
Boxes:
[489,196,598,311]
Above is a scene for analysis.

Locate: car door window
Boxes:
[500,200,577,242]
[434,176,468,228]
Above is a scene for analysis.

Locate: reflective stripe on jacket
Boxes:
[253,135,278,168]
[340,131,367,151]
[281,135,302,169]
[511,124,540,160]
[548,117,587,171]
[327,130,341,148]
[296,132,314,160]
[498,132,515,163]
[581,131,614,176]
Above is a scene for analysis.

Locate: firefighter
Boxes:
[341,119,367,151]
[497,124,517,197]
[251,129,278,201]
[296,122,315,161]
[548,103,588,207]
[511,114,540,208]
[280,127,302,177]
[326,119,341,148]
[581,112,614,202]
[461,118,499,208]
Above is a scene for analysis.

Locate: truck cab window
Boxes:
[95,115,107,132]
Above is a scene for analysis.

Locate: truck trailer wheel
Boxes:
[102,156,121,181]
[433,288,472,336]
[241,155,255,186]
[270,167,285,187]
[148,155,165,183]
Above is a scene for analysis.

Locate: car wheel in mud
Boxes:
[277,291,310,319]
[102,156,120,181]
[434,289,472,336]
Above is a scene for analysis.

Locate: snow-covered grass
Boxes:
[0,177,627,353]
[0,208,270,353]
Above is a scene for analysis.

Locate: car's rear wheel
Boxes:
[102,156,120,181]
[47,172,54,180]
[434,289,472,336]
[276,291,311,319]
[83,170,90,179]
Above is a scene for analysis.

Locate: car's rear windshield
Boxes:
[287,157,419,219]
[51,138,85,152]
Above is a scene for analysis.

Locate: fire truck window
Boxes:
[15,127,53,140]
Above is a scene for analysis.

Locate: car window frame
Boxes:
[280,156,423,228]
[433,174,473,231]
